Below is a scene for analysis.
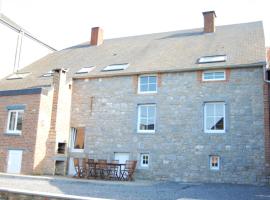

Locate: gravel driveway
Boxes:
[0,174,269,200]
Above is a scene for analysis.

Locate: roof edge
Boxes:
[73,62,266,80]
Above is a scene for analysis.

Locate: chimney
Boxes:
[203,11,216,33]
[90,27,103,46]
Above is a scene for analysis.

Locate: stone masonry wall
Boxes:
[71,67,266,184]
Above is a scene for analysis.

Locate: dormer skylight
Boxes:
[76,66,95,74]
[7,72,30,80]
[42,70,54,77]
[102,63,129,72]
[198,55,227,64]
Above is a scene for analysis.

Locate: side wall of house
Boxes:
[33,89,53,174]
[0,93,41,174]
[71,67,266,184]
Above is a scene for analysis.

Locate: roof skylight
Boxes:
[7,72,30,80]
[102,63,129,72]
[76,66,95,74]
[198,55,227,64]
[42,70,54,77]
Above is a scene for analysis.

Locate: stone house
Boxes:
[0,11,269,184]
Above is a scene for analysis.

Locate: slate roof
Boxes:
[0,21,266,91]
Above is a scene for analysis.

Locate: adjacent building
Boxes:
[0,11,269,184]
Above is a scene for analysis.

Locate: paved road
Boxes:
[0,174,269,200]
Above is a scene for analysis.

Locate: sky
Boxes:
[1,0,270,50]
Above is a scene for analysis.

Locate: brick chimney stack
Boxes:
[203,11,216,33]
[90,27,103,46]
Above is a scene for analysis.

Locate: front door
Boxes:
[7,150,23,174]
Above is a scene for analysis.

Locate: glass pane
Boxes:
[8,112,16,131]
[16,112,23,131]
[148,106,156,118]
[205,104,215,116]
[206,117,215,130]
[140,84,148,92]
[74,128,85,149]
[216,104,224,116]
[203,73,214,80]
[148,83,157,92]
[140,119,148,130]
[214,72,225,79]
[140,107,147,118]
[215,117,224,130]
[140,77,148,85]
[147,118,155,130]
[149,76,156,84]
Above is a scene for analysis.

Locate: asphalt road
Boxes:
[0,174,269,200]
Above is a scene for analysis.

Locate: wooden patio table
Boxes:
[86,161,126,180]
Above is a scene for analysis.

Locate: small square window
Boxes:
[6,110,24,134]
[138,75,157,93]
[140,154,149,167]
[202,71,226,81]
[210,155,220,170]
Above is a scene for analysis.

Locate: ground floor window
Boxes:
[210,155,220,170]
[140,153,149,167]
[70,127,85,152]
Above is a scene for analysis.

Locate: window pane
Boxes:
[140,77,148,85]
[140,118,148,130]
[215,104,224,116]
[74,128,85,149]
[214,72,225,79]
[204,73,214,80]
[206,117,215,130]
[205,104,215,116]
[140,107,147,118]
[16,112,23,131]
[215,117,224,130]
[140,84,148,92]
[148,106,156,118]
[148,76,156,84]
[8,112,16,131]
[147,118,155,130]
[148,83,157,92]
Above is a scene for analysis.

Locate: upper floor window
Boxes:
[102,63,129,72]
[7,110,24,134]
[198,55,227,64]
[138,75,157,93]
[140,153,149,167]
[203,71,225,81]
[210,155,220,170]
[70,127,85,152]
[137,104,156,133]
[42,70,54,77]
[204,102,225,133]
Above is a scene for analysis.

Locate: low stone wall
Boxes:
[0,187,98,200]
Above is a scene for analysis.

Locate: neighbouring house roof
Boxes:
[0,21,266,91]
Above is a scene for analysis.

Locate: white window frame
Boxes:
[202,70,226,82]
[138,75,157,94]
[102,63,129,71]
[137,104,156,133]
[6,110,24,134]
[76,66,95,74]
[210,155,220,170]
[140,153,150,167]
[70,128,84,153]
[204,102,226,133]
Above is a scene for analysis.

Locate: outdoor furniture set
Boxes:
[73,158,137,181]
